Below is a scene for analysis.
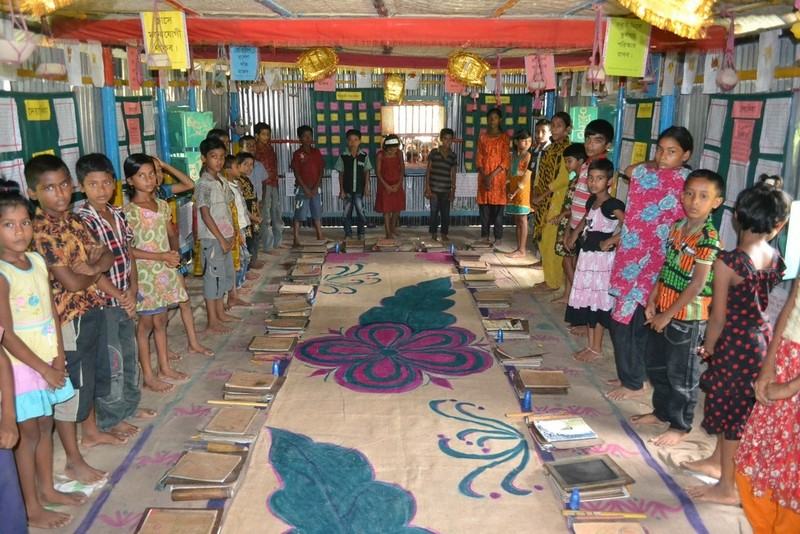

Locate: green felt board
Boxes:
[620,97,660,170]
[312,88,384,168]
[116,96,157,161]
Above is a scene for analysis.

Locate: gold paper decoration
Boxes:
[616,0,714,39]
[297,47,339,83]
[384,73,405,104]
[21,0,75,17]
[447,52,490,86]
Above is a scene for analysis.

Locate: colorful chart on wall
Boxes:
[116,95,158,165]
[0,90,83,196]
[460,94,535,172]
[313,88,384,167]
[618,97,661,173]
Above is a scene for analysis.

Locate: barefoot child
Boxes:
[633,170,724,447]
[252,123,283,254]
[335,129,371,241]
[26,155,109,483]
[0,338,26,532]
[476,108,510,244]
[222,155,253,306]
[234,152,263,273]
[375,135,406,239]
[505,129,533,258]
[195,138,239,333]
[685,183,790,505]
[124,154,189,392]
[76,154,142,439]
[0,181,77,529]
[292,125,326,245]
[736,278,800,532]
[564,159,625,361]
[551,143,586,303]
[424,128,457,242]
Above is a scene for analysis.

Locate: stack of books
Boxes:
[482,318,529,340]
[159,449,247,500]
[419,239,446,252]
[278,283,315,298]
[273,295,313,318]
[223,369,281,403]
[343,238,364,252]
[289,263,322,283]
[199,406,259,443]
[493,340,544,368]
[472,289,512,309]
[528,415,601,450]
[264,317,308,336]
[299,239,329,254]
[374,238,400,252]
[468,240,494,251]
[248,335,297,354]
[512,369,570,396]
[457,259,489,273]
[462,271,496,289]
[544,455,634,503]
[454,249,483,261]
[135,508,223,532]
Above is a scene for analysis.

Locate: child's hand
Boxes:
[424,188,432,199]
[599,238,615,252]
[161,251,181,268]
[339,191,347,200]
[42,365,67,390]
[220,238,233,254]
[87,244,106,265]
[0,419,18,449]
[754,371,775,406]
[72,260,97,276]
[646,312,671,333]
[644,302,657,321]
[118,292,137,318]
[765,380,799,401]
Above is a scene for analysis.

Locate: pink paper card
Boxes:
[467,104,477,112]
[466,127,475,136]
[524,54,556,91]
[358,102,367,110]
[374,125,381,134]
[330,102,340,111]
[480,104,488,113]
[126,118,142,147]
[315,101,325,110]
[123,102,141,115]
[444,75,465,94]
[316,125,326,133]
[372,101,382,110]
[343,102,353,111]
[464,151,474,159]
[732,101,763,120]
[519,107,527,114]
[346,125,355,132]
[314,75,335,92]
[505,105,513,114]
[505,129,514,137]
[731,119,755,163]
[333,147,340,156]
[331,125,341,134]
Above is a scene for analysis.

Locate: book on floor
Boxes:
[455,250,483,260]
[465,280,499,289]
[472,289,512,306]
[458,259,489,272]
[463,271,495,281]
[468,240,494,250]
[265,317,308,333]
[164,451,242,484]
[248,336,297,353]
[134,507,222,534]
[529,416,601,450]
[572,521,644,534]
[493,341,544,368]
[514,369,569,395]
[170,486,233,502]
[278,283,315,296]
[296,254,325,265]
[420,240,446,252]
[203,407,259,436]
[547,474,631,503]
[225,370,279,393]
[343,238,364,252]
[290,264,322,278]
[544,454,635,493]
[375,238,400,251]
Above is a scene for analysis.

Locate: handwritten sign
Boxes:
[140,11,190,70]
[636,102,653,118]
[314,75,336,92]
[229,46,258,81]
[335,91,362,101]
[732,100,763,120]
[569,106,598,143]
[25,99,51,121]
[603,17,651,78]
[631,142,648,164]
[485,95,511,104]
[731,119,755,163]
[123,102,141,115]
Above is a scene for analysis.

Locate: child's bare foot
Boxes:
[686,483,741,505]
[630,413,662,425]
[246,271,259,280]
[250,260,266,269]
[27,507,72,529]
[650,428,688,447]
[606,378,622,386]
[227,297,252,307]
[551,294,568,304]
[574,347,602,362]
[506,249,526,258]
[110,420,140,439]
[64,459,107,484]
[221,312,241,322]
[168,349,181,361]
[188,343,215,357]
[134,408,158,419]
[39,487,87,506]
[160,368,188,382]
[81,430,127,448]
[681,457,722,480]
[143,376,174,393]
[606,385,649,401]
[208,322,231,334]
[568,326,586,337]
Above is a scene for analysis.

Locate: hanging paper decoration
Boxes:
[603,17,651,78]
[263,67,283,91]
[586,5,606,89]
[140,8,190,70]
[494,55,503,104]
[297,47,338,82]
[314,73,336,92]
[127,46,142,90]
[230,46,258,81]
[0,6,37,65]
[384,73,405,104]
[20,0,75,17]
[616,0,714,40]
[444,74,466,94]
[524,54,556,111]
[210,45,229,96]
[716,15,738,91]
[447,51,490,87]
[405,72,420,91]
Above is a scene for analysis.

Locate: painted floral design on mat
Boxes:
[585,443,640,458]
[173,403,212,417]
[134,450,183,468]
[326,252,370,264]
[98,510,143,529]
[533,404,612,418]
[319,263,381,295]
[268,428,433,533]
[296,277,493,393]
[583,497,683,519]
[414,252,453,264]
[429,399,535,499]
[206,367,233,381]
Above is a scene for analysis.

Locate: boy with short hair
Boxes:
[253,123,283,253]
[206,128,231,153]
[75,154,143,441]
[424,128,457,241]
[291,125,325,246]
[233,151,263,272]
[26,154,112,484]
[221,155,253,300]
[335,129,372,240]
[633,170,725,447]
[238,135,268,265]
[195,138,239,332]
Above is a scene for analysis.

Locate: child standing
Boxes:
[505,129,533,258]
[237,136,268,266]
[564,159,625,360]
[195,138,239,333]
[684,184,790,505]
[606,127,694,401]
[375,135,406,239]
[0,338,26,532]
[551,143,587,303]
[124,154,189,393]
[222,155,253,304]
[0,182,76,529]
[735,278,800,532]
[424,128,457,242]
[234,152,263,271]
[633,170,725,447]
[292,125,325,245]
[253,123,282,253]
[76,154,142,439]
[476,108,510,244]
[335,129,372,240]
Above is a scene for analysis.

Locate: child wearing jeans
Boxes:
[336,129,372,240]
[424,128,457,242]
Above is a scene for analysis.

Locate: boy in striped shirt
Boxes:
[633,170,724,447]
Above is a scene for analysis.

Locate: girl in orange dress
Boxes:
[476,108,510,244]
[505,129,533,258]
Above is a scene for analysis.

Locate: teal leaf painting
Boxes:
[268,428,433,534]
[359,277,456,332]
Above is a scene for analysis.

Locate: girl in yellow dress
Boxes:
[505,129,533,258]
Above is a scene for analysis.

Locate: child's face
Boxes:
[301,131,314,146]
[681,177,723,222]
[487,113,501,130]
[535,125,551,145]
[550,117,570,142]
[654,137,690,170]
[203,148,226,175]
[82,171,115,207]
[439,134,453,151]
[516,137,532,152]
[0,205,32,254]
[127,163,157,195]
[28,168,73,215]
[347,134,361,152]
[564,156,584,173]
[587,170,610,194]
[584,133,610,158]
[257,129,271,144]
[241,139,256,153]
[239,158,254,176]
[385,145,399,155]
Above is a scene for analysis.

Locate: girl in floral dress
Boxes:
[124,154,189,393]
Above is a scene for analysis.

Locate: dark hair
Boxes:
[563,143,587,161]
[223,155,236,170]
[439,128,455,139]
[584,119,614,144]
[75,153,115,184]
[206,128,229,141]
[487,107,502,119]
[535,119,550,129]
[238,134,255,145]
[123,153,154,180]
[382,134,401,150]
[345,129,361,139]
[734,183,792,234]
[200,137,226,156]
[758,173,783,190]
[657,126,694,153]
[0,178,31,218]
[254,122,271,135]
[551,111,572,129]
[235,151,255,166]
[588,158,614,179]
[297,125,313,138]
[513,128,532,141]
[24,154,70,190]
[685,169,725,196]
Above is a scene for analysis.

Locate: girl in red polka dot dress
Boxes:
[684,183,791,506]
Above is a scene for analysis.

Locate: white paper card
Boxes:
[703,51,722,94]
[759,97,791,154]
[681,52,699,95]
[618,140,634,171]
[285,171,295,197]
[756,30,780,93]
[178,201,193,250]
[60,146,81,187]
[455,172,478,198]
[141,100,156,136]
[356,71,372,89]
[622,103,636,139]
[705,99,727,147]
[725,162,749,207]
[144,139,158,156]
[719,208,737,251]
[116,103,126,141]
[0,97,23,154]
[783,201,800,280]
[54,98,78,146]
[661,52,678,96]
[754,158,783,180]
[650,101,661,140]
[330,170,340,199]
[699,150,720,172]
